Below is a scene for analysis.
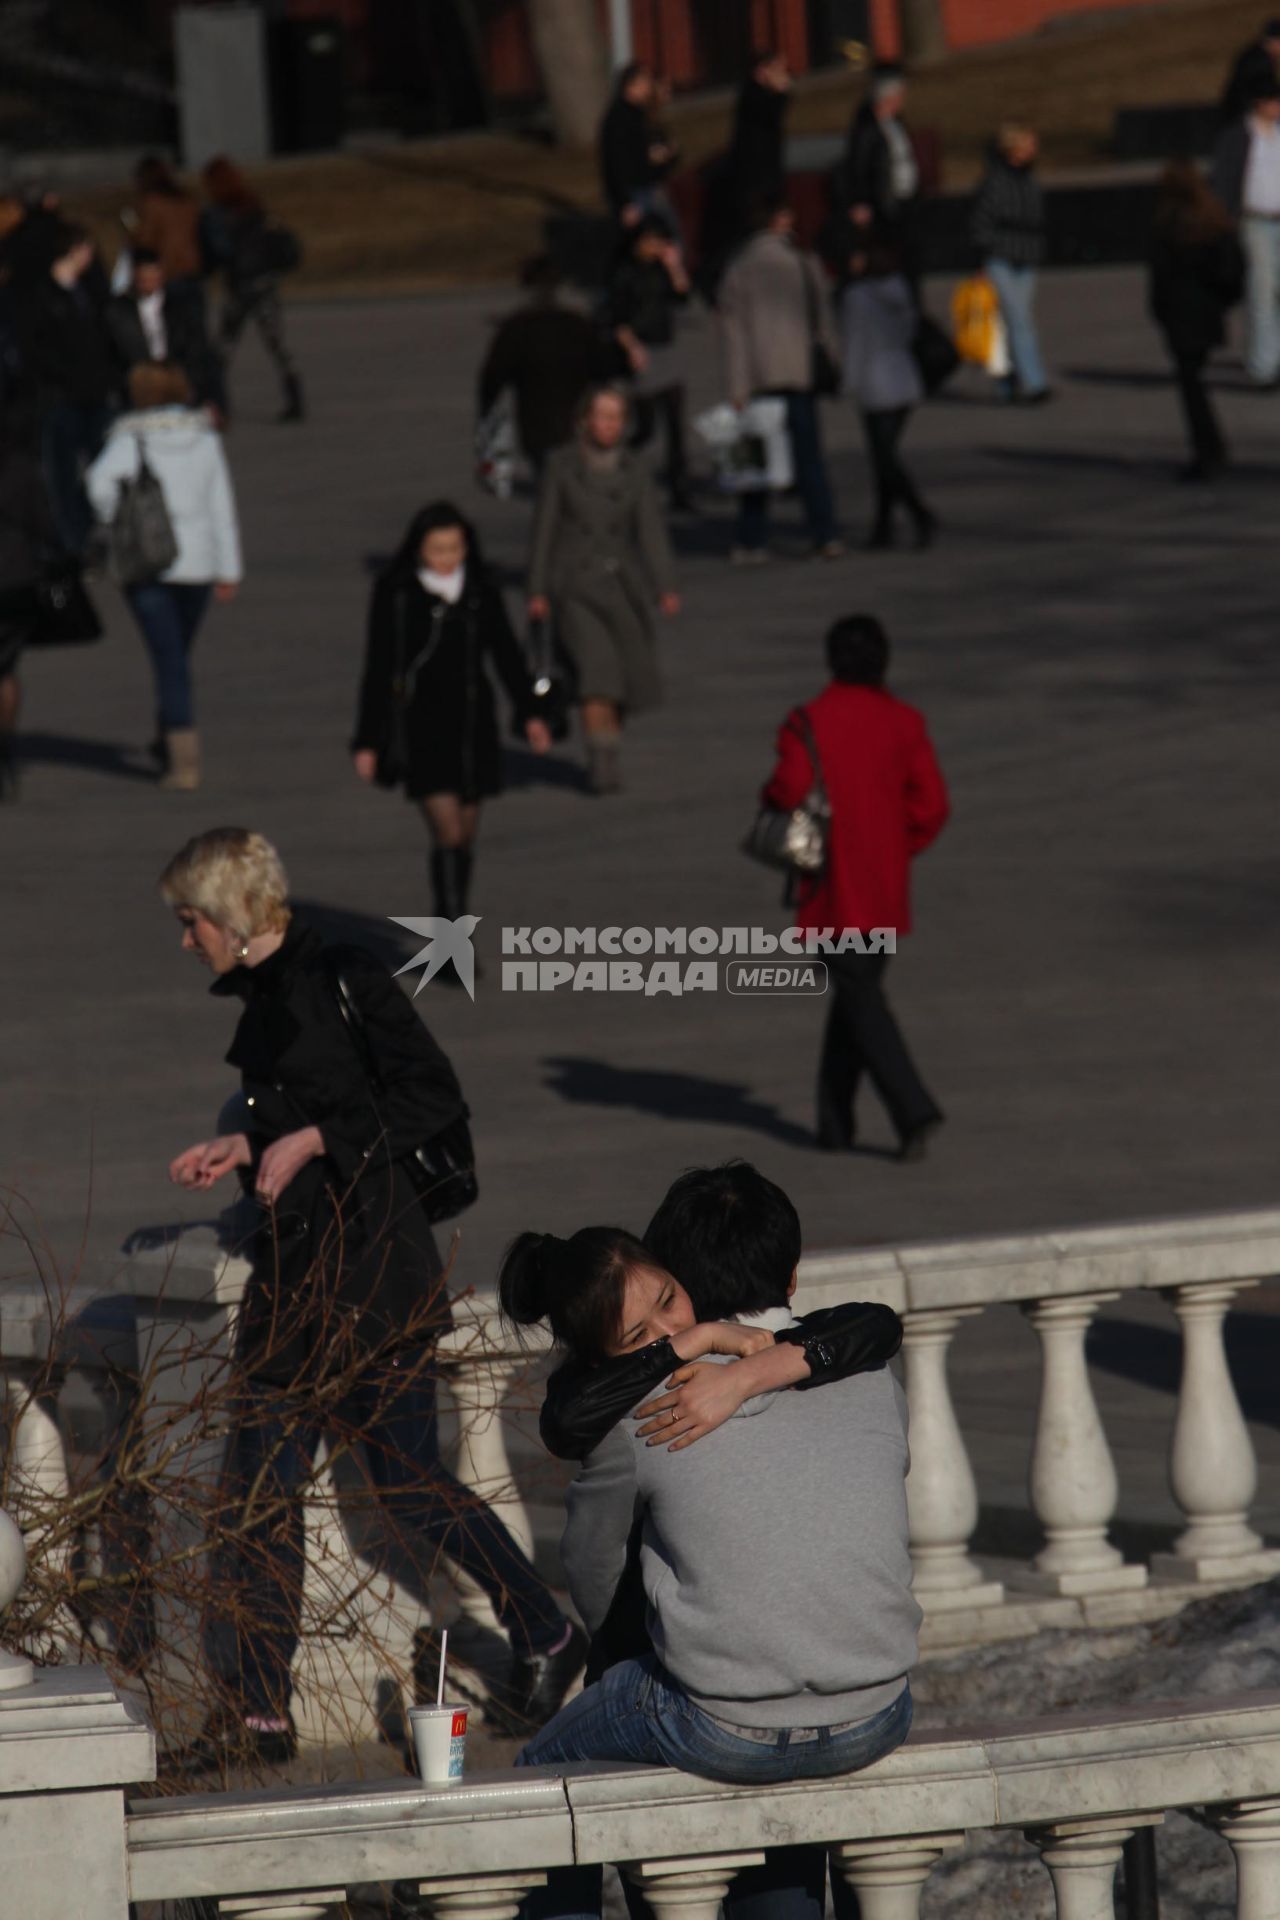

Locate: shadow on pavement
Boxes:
[1085,1312,1279,1426]
[16,731,156,783]
[541,1054,814,1149]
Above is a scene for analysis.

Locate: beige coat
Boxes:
[717,230,838,402]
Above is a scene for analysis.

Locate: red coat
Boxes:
[763,682,949,937]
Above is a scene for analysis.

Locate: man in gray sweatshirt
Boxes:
[518,1208,918,1785]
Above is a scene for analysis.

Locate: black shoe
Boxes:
[1177,458,1223,484]
[0,737,18,802]
[279,373,305,423]
[164,1707,297,1779]
[1018,387,1055,406]
[486,1624,588,1736]
[898,1116,944,1163]
[911,510,939,550]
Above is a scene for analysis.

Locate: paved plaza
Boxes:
[2,263,1278,1546]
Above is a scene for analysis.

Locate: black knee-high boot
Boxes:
[430,846,464,920]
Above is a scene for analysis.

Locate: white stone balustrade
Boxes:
[1,1204,1278,1739]
[120,1692,1280,1920]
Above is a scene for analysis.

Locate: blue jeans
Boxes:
[1242,215,1280,384]
[986,258,1048,397]
[737,391,837,551]
[212,1359,569,1717]
[517,1658,911,1920]
[124,582,211,731]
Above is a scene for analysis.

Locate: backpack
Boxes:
[951,274,1001,367]
[109,437,179,587]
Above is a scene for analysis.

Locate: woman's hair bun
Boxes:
[498,1230,558,1327]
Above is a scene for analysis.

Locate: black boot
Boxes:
[485,1624,588,1736]
[455,845,474,914]
[279,372,305,424]
[0,734,18,802]
[429,847,467,988]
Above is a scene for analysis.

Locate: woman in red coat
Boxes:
[762,613,949,1157]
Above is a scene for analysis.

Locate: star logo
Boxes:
[388,915,481,1001]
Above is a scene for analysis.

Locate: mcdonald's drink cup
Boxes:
[410,1705,468,1784]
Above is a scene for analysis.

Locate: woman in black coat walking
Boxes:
[0,414,58,798]
[1149,162,1245,480]
[352,502,549,944]
[162,828,586,1773]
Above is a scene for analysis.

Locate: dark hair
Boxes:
[1155,161,1234,245]
[131,245,161,269]
[746,189,790,232]
[135,155,183,198]
[393,499,481,574]
[202,154,262,215]
[827,614,889,685]
[520,252,562,291]
[50,220,91,261]
[498,1227,655,1361]
[1249,72,1280,103]
[626,213,669,248]
[644,1162,801,1320]
[615,60,651,97]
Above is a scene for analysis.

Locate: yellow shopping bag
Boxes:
[951,274,1001,367]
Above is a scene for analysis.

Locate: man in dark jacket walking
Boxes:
[762,614,949,1158]
[841,67,920,264]
[105,246,225,413]
[477,258,608,474]
[972,121,1050,402]
[727,50,791,229]
[1212,78,1280,384]
[1221,18,1280,124]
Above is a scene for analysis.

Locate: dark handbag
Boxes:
[801,253,841,398]
[518,613,574,743]
[325,957,479,1225]
[0,560,103,647]
[109,437,179,586]
[912,311,960,396]
[743,710,831,877]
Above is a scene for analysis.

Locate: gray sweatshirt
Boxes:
[562,1333,920,1729]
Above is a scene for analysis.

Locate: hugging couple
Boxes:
[498,1159,920,1920]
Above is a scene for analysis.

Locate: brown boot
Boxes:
[159,728,201,791]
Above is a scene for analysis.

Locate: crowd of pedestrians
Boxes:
[6,25,1274,1836]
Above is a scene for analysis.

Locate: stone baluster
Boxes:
[1027,1817,1162,1920]
[1014,1294,1146,1597]
[625,1852,765,1920]
[1151,1282,1280,1586]
[832,1832,966,1920]
[0,1506,34,1691]
[218,1898,345,1920]
[442,1348,538,1636]
[419,1872,548,1920]
[1202,1800,1280,1920]
[900,1310,1003,1612]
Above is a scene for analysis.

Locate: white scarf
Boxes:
[418,566,465,604]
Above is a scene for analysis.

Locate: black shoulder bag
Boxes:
[742,710,831,878]
[324,955,479,1224]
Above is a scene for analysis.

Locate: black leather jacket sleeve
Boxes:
[539,1300,903,1462]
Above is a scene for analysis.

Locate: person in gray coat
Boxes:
[840,244,936,550]
[527,384,679,795]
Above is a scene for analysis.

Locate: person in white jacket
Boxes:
[87,363,242,789]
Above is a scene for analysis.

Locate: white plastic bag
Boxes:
[475,395,517,499]
[695,398,794,493]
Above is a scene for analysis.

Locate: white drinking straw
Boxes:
[436,1628,448,1708]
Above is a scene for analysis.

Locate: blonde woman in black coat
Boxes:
[352,502,549,959]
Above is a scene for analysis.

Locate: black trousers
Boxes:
[632,384,688,491]
[1173,349,1225,468]
[861,406,929,534]
[818,951,941,1144]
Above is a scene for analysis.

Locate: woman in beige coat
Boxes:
[527,385,679,794]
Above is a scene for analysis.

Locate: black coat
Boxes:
[352,561,535,801]
[728,77,787,205]
[1221,41,1278,124]
[599,96,664,214]
[0,446,56,667]
[1211,120,1251,218]
[212,916,464,1383]
[605,256,685,348]
[841,103,915,227]
[477,301,608,460]
[104,287,226,411]
[1149,223,1246,360]
[12,275,117,410]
